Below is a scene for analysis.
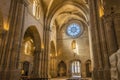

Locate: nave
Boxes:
[0,0,120,80]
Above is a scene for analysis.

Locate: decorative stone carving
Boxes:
[109,49,120,80]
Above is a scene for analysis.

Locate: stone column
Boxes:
[0,30,7,66]
[104,9,120,79]
[48,48,51,78]
[99,17,111,80]
[0,0,26,80]
[0,30,7,79]
[100,0,120,80]
[32,50,40,78]
[42,25,50,79]
[113,13,120,48]
[103,15,118,55]
[89,0,104,80]
[41,49,44,78]
[44,27,50,79]
[39,49,43,78]
[40,26,48,79]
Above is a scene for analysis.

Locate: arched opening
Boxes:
[85,60,92,77]
[19,26,41,79]
[70,60,81,77]
[22,61,30,76]
[58,61,67,77]
[71,40,76,50]
[48,1,92,79]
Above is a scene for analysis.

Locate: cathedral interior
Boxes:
[0,0,120,80]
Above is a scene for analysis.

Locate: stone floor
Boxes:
[50,77,92,80]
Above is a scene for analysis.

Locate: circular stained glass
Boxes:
[66,23,81,38]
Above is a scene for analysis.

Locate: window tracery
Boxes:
[71,61,81,75]
[66,23,81,38]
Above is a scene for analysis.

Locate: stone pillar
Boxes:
[113,13,120,48]
[32,50,40,78]
[39,49,43,78]
[100,0,120,80]
[41,50,44,78]
[0,0,26,80]
[103,14,118,56]
[99,17,111,80]
[89,0,104,80]
[0,30,7,66]
[48,49,51,78]
[44,27,50,79]
[40,26,49,79]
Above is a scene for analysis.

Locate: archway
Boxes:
[47,0,92,79]
[19,26,41,78]
[58,61,67,77]
[22,61,30,76]
[85,60,92,77]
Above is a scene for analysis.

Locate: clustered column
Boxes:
[40,26,50,79]
[0,0,26,80]
[89,0,103,80]
[89,0,113,80]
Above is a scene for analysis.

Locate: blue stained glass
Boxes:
[67,23,81,37]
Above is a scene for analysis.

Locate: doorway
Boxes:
[22,61,30,76]
[58,61,67,77]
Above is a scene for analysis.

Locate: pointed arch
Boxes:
[85,60,92,77]
[23,26,41,51]
[71,40,76,50]
[58,61,67,77]
[19,26,41,78]
[70,59,81,77]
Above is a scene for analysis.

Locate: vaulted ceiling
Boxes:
[27,0,89,30]
[41,0,89,30]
